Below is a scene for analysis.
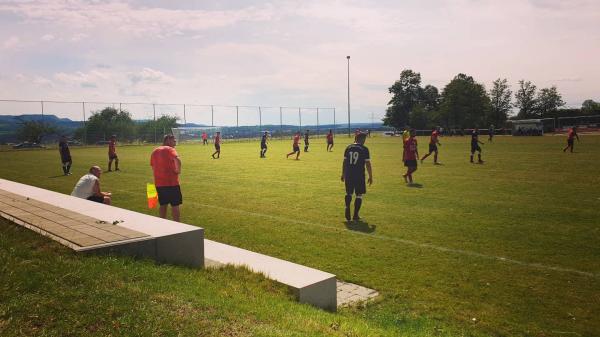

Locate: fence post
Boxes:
[298,107,302,131]
[40,100,44,119]
[119,102,122,112]
[280,107,283,140]
[211,105,214,127]
[333,107,336,135]
[183,104,186,126]
[82,102,86,144]
[153,103,157,144]
[316,108,319,137]
[259,106,262,133]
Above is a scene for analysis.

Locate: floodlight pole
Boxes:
[183,104,186,126]
[333,107,336,135]
[211,105,214,127]
[299,107,302,131]
[316,108,319,137]
[236,106,239,128]
[259,106,262,131]
[82,102,86,144]
[40,100,44,119]
[279,107,283,140]
[153,103,157,144]
[346,55,351,137]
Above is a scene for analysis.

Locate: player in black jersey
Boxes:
[58,135,72,175]
[260,131,268,158]
[470,128,484,163]
[341,132,373,221]
[304,129,310,152]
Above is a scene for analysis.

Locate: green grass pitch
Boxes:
[0,134,598,336]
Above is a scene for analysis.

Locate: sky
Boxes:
[0,0,599,124]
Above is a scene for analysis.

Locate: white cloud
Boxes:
[3,36,21,50]
[128,68,174,85]
[41,34,55,41]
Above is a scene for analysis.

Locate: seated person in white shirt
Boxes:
[71,166,112,205]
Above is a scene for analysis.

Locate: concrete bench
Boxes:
[0,178,204,268]
[204,239,337,311]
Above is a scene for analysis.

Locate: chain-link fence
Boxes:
[0,99,358,145]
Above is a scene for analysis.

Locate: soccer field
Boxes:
[1,134,599,337]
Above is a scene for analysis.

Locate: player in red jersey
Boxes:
[563,127,580,153]
[107,135,119,171]
[402,129,419,184]
[326,129,334,152]
[201,132,208,145]
[211,131,221,159]
[420,127,441,164]
[286,131,301,160]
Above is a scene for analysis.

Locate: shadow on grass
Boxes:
[344,220,376,233]
[407,183,423,188]
[48,174,67,178]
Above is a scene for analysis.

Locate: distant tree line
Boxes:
[383,69,600,130]
[16,107,179,144]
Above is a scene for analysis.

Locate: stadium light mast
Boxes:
[346,55,351,137]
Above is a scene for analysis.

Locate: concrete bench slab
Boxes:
[0,178,204,268]
[204,239,337,311]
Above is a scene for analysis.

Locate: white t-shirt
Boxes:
[71,173,99,199]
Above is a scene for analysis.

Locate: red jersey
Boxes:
[215,134,221,145]
[403,137,418,161]
[150,146,180,187]
[430,130,439,144]
[108,140,116,155]
[293,134,300,145]
[326,133,333,142]
[568,129,576,140]
[201,133,207,140]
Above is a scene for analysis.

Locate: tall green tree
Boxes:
[535,86,565,118]
[15,119,57,143]
[514,80,537,119]
[84,107,136,143]
[487,78,512,126]
[383,69,423,129]
[438,73,490,128]
[581,99,600,114]
[137,115,179,143]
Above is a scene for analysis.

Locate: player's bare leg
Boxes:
[434,151,439,164]
[108,159,113,171]
[115,158,119,170]
[159,205,168,219]
[171,205,180,222]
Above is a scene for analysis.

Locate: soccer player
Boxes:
[107,135,119,171]
[420,127,441,164]
[71,166,112,205]
[341,132,373,221]
[304,129,310,152]
[150,134,182,222]
[402,126,410,142]
[211,131,221,159]
[488,124,494,142]
[563,126,580,153]
[201,132,208,145]
[470,128,484,163]
[58,135,72,176]
[326,129,334,152]
[402,129,419,184]
[286,131,301,160]
[260,131,268,158]
[354,128,361,141]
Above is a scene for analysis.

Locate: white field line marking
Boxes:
[198,203,598,279]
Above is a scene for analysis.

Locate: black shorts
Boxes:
[428,144,437,153]
[156,185,183,206]
[87,195,104,203]
[404,160,417,167]
[61,156,72,164]
[327,140,333,145]
[261,143,267,149]
[345,175,366,195]
[471,143,481,153]
[109,153,118,160]
[215,144,221,151]
[304,140,309,145]
[567,138,574,146]
[293,145,300,152]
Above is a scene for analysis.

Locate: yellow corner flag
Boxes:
[147,183,158,209]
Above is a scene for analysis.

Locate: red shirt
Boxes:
[430,130,439,144]
[215,134,221,145]
[403,137,418,161]
[293,134,300,145]
[568,129,576,140]
[202,133,207,140]
[150,146,180,187]
[326,133,333,142]
[108,140,116,155]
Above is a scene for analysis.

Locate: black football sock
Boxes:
[478,154,482,161]
[345,194,352,208]
[62,165,67,174]
[67,164,71,173]
[353,197,362,218]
